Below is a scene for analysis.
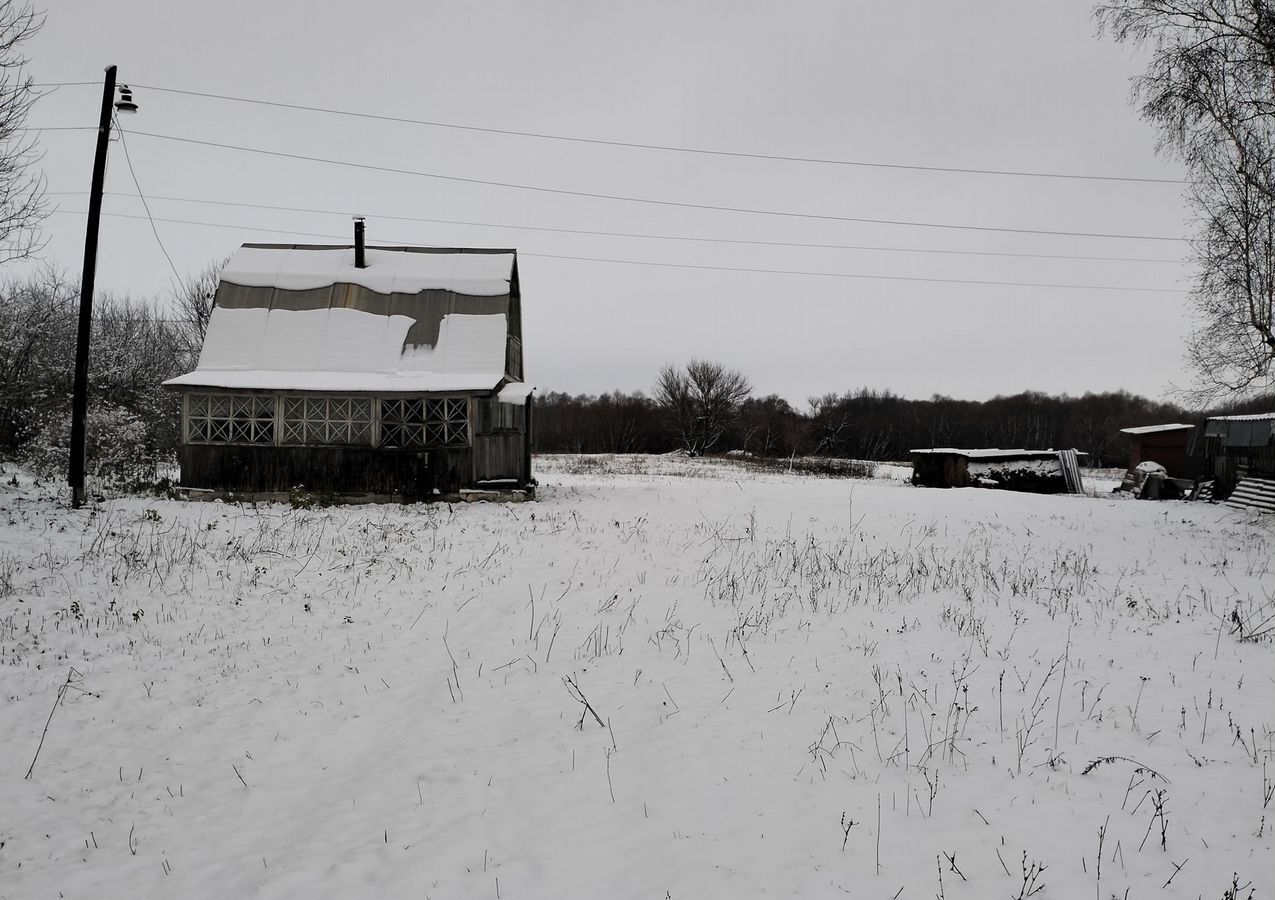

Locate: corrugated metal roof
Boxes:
[1207,412,1275,421]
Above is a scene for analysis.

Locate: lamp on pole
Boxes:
[69,66,137,508]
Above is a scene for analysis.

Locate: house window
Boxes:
[281,397,373,446]
[379,397,469,448]
[186,392,275,444]
[184,393,471,448]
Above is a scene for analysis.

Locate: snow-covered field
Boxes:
[1,456,1271,899]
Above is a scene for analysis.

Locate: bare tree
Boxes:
[170,256,227,364]
[654,359,752,455]
[0,2,46,264]
[1097,1,1275,398]
[808,392,851,456]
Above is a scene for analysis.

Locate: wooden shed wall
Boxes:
[1203,438,1275,497]
[1200,418,1274,497]
[1128,431,1192,479]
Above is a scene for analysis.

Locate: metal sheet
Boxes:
[1225,420,1254,447]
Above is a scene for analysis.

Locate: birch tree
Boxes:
[1097,0,1275,398]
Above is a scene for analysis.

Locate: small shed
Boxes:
[1203,413,1275,498]
[164,239,534,501]
[1118,423,1195,479]
[910,449,1085,493]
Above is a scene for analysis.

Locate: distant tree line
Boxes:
[536,360,1273,469]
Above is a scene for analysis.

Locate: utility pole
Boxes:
[69,65,119,508]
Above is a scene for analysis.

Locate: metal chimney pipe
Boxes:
[354,217,366,268]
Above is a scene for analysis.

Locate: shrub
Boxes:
[21,402,174,489]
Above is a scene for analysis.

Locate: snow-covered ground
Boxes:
[1,456,1271,899]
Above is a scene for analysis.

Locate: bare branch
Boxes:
[0,2,47,263]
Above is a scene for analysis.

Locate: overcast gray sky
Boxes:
[17,0,1194,406]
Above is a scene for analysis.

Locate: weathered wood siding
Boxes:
[471,396,530,483]
[429,447,473,494]
[473,434,525,482]
[180,445,431,496]
[506,335,523,381]
[179,444,478,497]
[1204,439,1274,497]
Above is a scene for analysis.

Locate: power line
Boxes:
[50,208,1186,294]
[522,253,1185,293]
[130,82,1188,187]
[45,190,1186,265]
[122,130,1191,243]
[114,122,183,285]
[51,207,356,242]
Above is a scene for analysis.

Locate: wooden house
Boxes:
[164,237,533,501]
[1202,413,1274,499]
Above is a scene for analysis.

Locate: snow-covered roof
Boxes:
[497,382,536,405]
[1207,412,1275,422]
[911,448,1076,459]
[167,308,509,392]
[164,244,523,393]
[1119,423,1195,435]
[221,246,515,296]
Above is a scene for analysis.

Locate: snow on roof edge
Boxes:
[910,448,1087,459]
[1207,412,1275,422]
[173,306,510,389]
[163,370,506,393]
[497,383,535,405]
[1119,423,1195,435]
